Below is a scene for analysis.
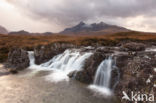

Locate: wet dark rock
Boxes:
[68,71,77,78]
[8,68,18,74]
[0,66,10,76]
[75,71,92,84]
[5,48,29,71]
[34,43,76,64]
[122,42,145,51]
[115,52,156,101]
[75,52,107,84]
[110,67,120,89]
[75,46,156,102]
[96,47,114,53]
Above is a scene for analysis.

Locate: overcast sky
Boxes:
[0,0,156,33]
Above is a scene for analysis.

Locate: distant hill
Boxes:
[9,30,53,35]
[60,22,130,35]
[9,30,30,35]
[0,25,8,34]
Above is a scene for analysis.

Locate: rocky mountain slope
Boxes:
[60,22,130,35]
[0,25,8,34]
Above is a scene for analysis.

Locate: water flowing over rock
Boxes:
[89,56,120,96]
[5,48,30,71]
[75,52,107,84]
[74,46,156,102]
[93,56,113,88]
[34,43,76,65]
[28,51,35,66]
[4,42,156,102]
[28,49,92,82]
[75,47,118,84]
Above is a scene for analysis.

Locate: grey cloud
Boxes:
[7,0,156,28]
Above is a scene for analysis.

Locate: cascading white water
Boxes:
[28,51,35,66]
[94,56,112,88]
[89,56,114,96]
[28,49,92,82]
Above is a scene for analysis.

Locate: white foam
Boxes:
[88,56,119,97]
[146,78,151,84]
[88,85,112,96]
[146,48,156,52]
[28,49,92,82]
[45,70,69,83]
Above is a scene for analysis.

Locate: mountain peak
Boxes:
[78,21,85,25]
[60,21,129,35]
[75,21,86,28]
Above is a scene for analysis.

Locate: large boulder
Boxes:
[75,50,109,84]
[34,43,76,64]
[75,46,156,103]
[115,52,156,102]
[122,42,145,51]
[5,48,29,71]
[75,47,122,84]
[75,47,122,85]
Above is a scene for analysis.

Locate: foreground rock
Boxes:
[75,52,107,84]
[0,64,11,76]
[75,47,119,84]
[122,42,145,51]
[5,48,29,72]
[115,52,156,102]
[75,48,156,102]
[34,43,76,64]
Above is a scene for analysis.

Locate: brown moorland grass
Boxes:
[0,31,156,62]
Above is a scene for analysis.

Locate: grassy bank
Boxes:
[0,31,156,62]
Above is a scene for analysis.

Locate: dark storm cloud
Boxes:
[6,0,156,28]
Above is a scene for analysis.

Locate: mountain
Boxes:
[0,25,8,34]
[9,30,30,35]
[42,32,53,35]
[9,30,53,35]
[60,22,130,35]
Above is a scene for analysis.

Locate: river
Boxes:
[0,67,118,103]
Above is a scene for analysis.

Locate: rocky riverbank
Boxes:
[4,42,156,102]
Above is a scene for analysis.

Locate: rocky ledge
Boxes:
[34,42,76,64]
[115,52,156,102]
[74,43,156,102]
[5,48,29,73]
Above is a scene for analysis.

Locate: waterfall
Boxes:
[28,51,35,66]
[89,56,118,96]
[28,49,92,82]
[94,56,112,88]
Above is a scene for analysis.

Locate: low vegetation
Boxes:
[0,31,156,62]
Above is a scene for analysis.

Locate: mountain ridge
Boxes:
[8,30,53,35]
[0,25,8,34]
[60,21,130,35]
